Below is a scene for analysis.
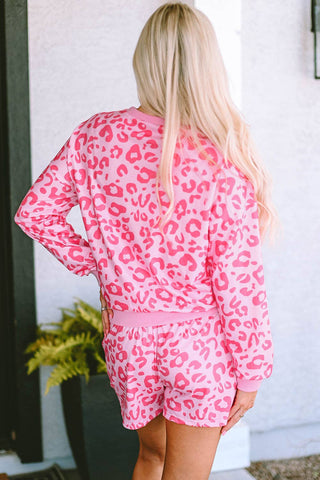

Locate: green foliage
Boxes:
[24,297,107,395]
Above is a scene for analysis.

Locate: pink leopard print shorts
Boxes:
[101,307,238,430]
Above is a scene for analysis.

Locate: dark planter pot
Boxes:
[60,373,139,480]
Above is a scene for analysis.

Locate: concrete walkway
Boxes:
[209,468,256,479]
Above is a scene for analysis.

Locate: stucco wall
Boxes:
[241,0,320,459]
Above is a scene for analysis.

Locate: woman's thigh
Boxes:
[162,418,222,480]
[136,412,166,460]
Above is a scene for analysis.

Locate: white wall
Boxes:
[241,0,320,460]
[195,0,242,107]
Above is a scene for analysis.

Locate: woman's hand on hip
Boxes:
[220,389,258,436]
[100,288,114,336]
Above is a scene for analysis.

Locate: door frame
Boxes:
[0,0,43,462]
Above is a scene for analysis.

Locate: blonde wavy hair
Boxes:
[132,1,281,245]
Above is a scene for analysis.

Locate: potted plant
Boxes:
[24,297,139,480]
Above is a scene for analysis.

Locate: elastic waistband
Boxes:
[109,305,220,328]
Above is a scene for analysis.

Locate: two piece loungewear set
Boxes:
[14,106,274,430]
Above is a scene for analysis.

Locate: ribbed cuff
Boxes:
[236,377,263,392]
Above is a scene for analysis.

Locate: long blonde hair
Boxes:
[132,1,281,245]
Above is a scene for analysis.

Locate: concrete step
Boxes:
[209,468,257,479]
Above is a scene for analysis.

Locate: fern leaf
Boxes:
[26,344,59,372]
[44,360,90,395]
[52,332,96,358]
[76,306,102,332]
[24,336,56,354]
[25,297,110,383]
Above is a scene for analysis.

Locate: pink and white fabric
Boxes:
[103,308,238,429]
[14,106,274,392]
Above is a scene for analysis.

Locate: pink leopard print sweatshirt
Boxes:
[14,106,274,391]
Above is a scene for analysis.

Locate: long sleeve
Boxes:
[209,173,274,392]
[14,126,98,278]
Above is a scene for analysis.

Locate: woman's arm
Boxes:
[209,174,274,392]
[14,127,98,278]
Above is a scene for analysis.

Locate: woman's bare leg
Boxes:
[131,413,166,480]
[161,418,222,480]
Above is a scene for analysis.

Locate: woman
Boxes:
[14,2,279,479]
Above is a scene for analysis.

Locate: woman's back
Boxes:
[15,105,260,317]
[79,105,225,312]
